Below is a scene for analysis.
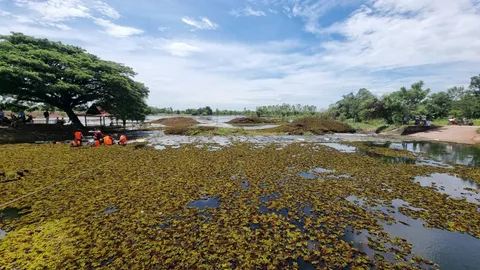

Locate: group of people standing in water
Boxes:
[70,130,127,147]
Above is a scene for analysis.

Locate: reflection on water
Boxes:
[103,207,119,214]
[0,207,32,240]
[320,143,357,153]
[367,142,480,167]
[298,172,316,179]
[415,173,480,204]
[0,207,31,222]
[347,195,480,269]
[187,198,219,209]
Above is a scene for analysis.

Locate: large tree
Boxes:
[0,33,149,127]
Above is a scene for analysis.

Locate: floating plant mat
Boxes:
[0,143,479,269]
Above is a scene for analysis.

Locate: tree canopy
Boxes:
[0,33,149,127]
[327,78,479,124]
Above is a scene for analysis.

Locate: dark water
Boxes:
[0,207,31,222]
[346,196,480,269]
[0,207,31,239]
[187,198,219,209]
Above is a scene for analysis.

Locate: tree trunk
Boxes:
[63,107,84,128]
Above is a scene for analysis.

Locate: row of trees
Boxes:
[327,76,480,124]
[148,106,216,116]
[255,104,318,117]
[0,33,149,128]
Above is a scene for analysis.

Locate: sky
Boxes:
[1,0,480,110]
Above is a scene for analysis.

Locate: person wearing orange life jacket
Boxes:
[92,139,100,147]
[74,129,84,146]
[118,133,127,146]
[103,135,113,146]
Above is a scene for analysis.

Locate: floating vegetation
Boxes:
[227,117,277,125]
[0,143,479,268]
[150,117,200,126]
[256,117,355,135]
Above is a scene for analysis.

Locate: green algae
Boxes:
[0,143,478,269]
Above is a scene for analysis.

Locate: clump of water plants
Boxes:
[0,142,478,268]
[227,117,278,125]
[257,117,355,135]
[150,117,199,126]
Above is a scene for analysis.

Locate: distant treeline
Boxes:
[147,104,318,118]
[323,74,480,124]
[148,74,480,124]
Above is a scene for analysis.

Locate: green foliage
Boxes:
[423,92,452,119]
[0,33,148,127]
[255,104,317,118]
[327,78,480,126]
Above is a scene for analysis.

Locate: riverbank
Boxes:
[405,126,480,145]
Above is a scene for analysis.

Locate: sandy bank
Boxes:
[406,126,480,144]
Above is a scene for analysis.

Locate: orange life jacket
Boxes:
[104,136,113,145]
[119,135,127,145]
[75,131,83,140]
[94,140,100,147]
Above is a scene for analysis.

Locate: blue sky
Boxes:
[1,0,480,109]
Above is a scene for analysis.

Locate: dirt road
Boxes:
[407,126,480,144]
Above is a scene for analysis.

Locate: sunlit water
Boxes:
[346,196,480,269]
[415,174,480,204]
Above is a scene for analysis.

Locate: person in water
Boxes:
[74,129,84,146]
[103,135,114,145]
[118,133,127,146]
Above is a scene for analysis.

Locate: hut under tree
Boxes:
[77,105,112,127]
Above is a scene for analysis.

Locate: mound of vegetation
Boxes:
[151,117,199,126]
[227,117,277,125]
[261,117,355,135]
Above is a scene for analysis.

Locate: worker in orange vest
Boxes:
[118,133,127,146]
[103,135,113,146]
[74,129,84,146]
[92,139,100,147]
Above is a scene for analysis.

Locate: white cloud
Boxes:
[93,1,120,19]
[158,27,168,32]
[2,0,480,110]
[93,18,143,37]
[160,42,202,57]
[14,0,91,22]
[181,16,218,30]
[320,0,480,70]
[230,6,267,17]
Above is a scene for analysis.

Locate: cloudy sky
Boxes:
[1,0,480,109]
